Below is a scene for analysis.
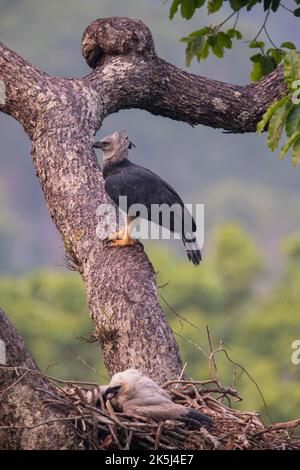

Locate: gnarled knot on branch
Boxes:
[82,17,156,69]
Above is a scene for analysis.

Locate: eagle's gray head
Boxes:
[103,368,169,406]
[93,131,135,166]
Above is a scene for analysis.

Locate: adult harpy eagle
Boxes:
[103,368,213,430]
[93,132,201,265]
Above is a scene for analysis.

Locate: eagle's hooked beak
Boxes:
[129,140,136,149]
[103,385,121,400]
[93,141,104,149]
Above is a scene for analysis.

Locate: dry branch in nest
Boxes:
[18,371,300,450]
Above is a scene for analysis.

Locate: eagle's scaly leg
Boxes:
[107,216,137,248]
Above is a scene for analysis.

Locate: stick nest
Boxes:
[46,378,300,450]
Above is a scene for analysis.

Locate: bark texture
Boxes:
[0,16,289,418]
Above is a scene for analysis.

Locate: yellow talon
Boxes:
[107,236,137,248]
[106,216,137,248]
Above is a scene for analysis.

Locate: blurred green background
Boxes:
[0,0,299,423]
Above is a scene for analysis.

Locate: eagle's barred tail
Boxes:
[186,248,202,266]
[182,234,202,266]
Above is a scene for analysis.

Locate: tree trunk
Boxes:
[0,16,289,426]
[0,309,80,449]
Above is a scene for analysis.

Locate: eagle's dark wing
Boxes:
[123,399,213,430]
[104,161,201,265]
[105,162,195,232]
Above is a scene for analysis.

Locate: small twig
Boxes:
[178,362,187,381]
[0,365,98,387]
[108,423,121,447]
[172,330,209,359]
[68,349,97,373]
[155,423,163,450]
[0,416,81,431]
[280,3,294,14]
[254,7,271,41]
[263,25,278,50]
[207,326,220,383]
[124,430,133,450]
[233,11,239,31]
[218,11,237,30]
[211,348,273,424]
[0,371,29,400]
[160,293,207,339]
[162,379,218,389]
[254,418,300,437]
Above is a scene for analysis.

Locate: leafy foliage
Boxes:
[248,41,288,82]
[167,0,300,165]
[257,51,300,165]
[168,0,299,79]
[181,27,242,65]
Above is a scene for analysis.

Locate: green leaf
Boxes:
[281,42,296,50]
[268,101,292,151]
[268,48,283,65]
[250,53,263,63]
[264,0,272,10]
[292,138,300,166]
[247,0,261,10]
[185,42,193,66]
[257,96,289,135]
[227,28,243,40]
[279,130,300,159]
[190,26,214,36]
[251,54,276,81]
[286,104,300,137]
[229,0,249,11]
[193,36,205,61]
[181,28,214,64]
[169,0,182,19]
[201,40,210,60]
[209,35,224,58]
[260,55,277,76]
[251,62,263,82]
[294,7,300,16]
[271,0,280,12]
[249,40,265,49]
[181,0,196,19]
[284,51,300,89]
[217,32,232,49]
[208,0,223,14]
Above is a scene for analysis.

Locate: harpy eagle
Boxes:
[103,368,213,430]
[93,132,201,265]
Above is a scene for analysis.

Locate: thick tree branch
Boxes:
[0,16,290,391]
[82,18,287,133]
[0,42,52,137]
[0,309,80,449]
[144,60,286,133]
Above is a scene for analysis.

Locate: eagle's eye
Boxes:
[128,140,136,149]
